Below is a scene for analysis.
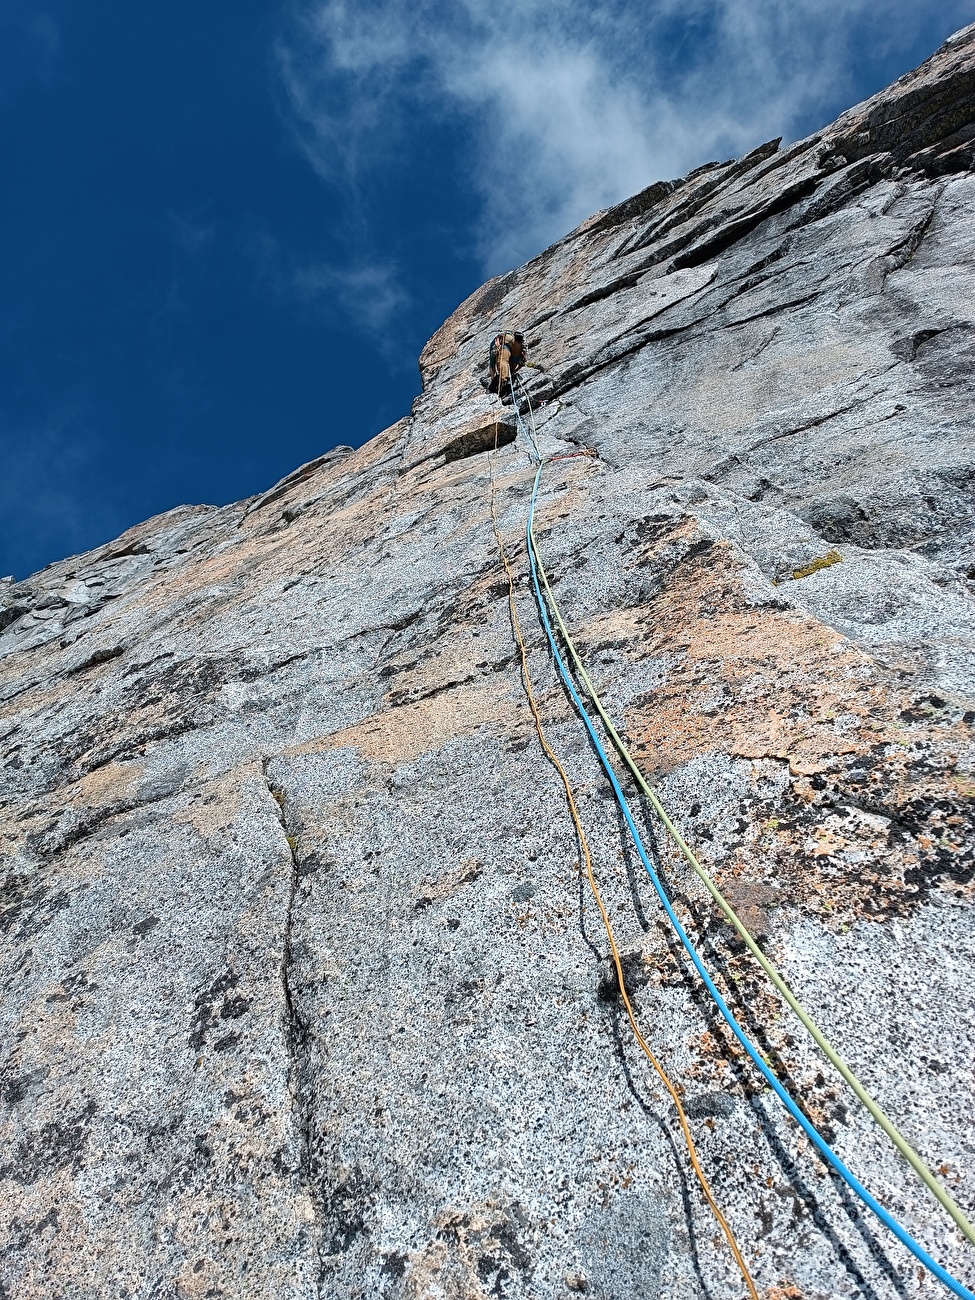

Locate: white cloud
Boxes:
[293,257,411,343]
[277,0,974,271]
[240,219,412,361]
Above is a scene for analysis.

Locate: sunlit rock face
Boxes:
[2,25,974,1300]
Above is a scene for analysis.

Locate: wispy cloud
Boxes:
[167,211,217,255]
[277,0,973,271]
[0,9,60,98]
[0,405,108,579]
[293,259,409,335]
[241,220,413,363]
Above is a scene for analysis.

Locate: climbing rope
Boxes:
[510,376,975,1249]
[486,417,760,1299]
[499,374,975,1300]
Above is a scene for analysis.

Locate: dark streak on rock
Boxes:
[0,1100,97,1186]
[261,763,324,1280]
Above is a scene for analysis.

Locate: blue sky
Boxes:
[1,0,971,579]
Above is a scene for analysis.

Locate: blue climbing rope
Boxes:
[502,383,975,1300]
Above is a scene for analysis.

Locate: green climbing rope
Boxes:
[514,373,975,1247]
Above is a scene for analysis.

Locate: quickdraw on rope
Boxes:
[486,414,760,1299]
[496,372,975,1300]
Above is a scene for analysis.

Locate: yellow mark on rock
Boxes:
[792,549,843,580]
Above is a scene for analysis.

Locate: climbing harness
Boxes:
[486,418,760,1299]
[489,371,975,1300]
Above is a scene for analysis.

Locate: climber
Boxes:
[484,330,527,394]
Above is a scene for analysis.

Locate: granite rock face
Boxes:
[2,26,975,1300]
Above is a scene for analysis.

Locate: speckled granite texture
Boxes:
[2,24,974,1300]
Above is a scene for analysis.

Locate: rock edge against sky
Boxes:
[1,22,974,1300]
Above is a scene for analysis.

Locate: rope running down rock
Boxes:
[504,372,975,1300]
[510,374,975,1249]
[486,416,761,1299]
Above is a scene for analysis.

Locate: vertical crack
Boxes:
[262,758,323,1293]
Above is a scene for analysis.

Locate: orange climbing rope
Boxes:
[487,420,760,1300]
